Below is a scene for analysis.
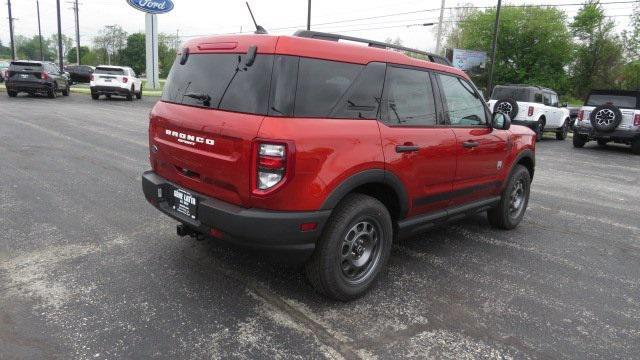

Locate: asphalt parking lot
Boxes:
[1,93,639,359]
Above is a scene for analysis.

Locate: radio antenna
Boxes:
[245,2,268,34]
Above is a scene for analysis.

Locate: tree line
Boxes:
[442,0,639,100]
[0,25,178,78]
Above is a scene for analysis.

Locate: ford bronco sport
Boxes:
[488,84,571,141]
[142,31,536,300]
[573,90,640,154]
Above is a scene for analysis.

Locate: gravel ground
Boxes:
[1,94,639,359]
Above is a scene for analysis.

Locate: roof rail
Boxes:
[293,30,452,66]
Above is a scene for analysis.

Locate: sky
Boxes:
[0,0,636,53]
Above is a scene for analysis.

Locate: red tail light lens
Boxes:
[634,114,640,126]
[122,77,128,83]
[253,141,294,194]
[528,106,534,117]
[41,72,49,80]
[578,110,584,121]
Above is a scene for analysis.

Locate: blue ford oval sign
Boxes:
[127,0,174,14]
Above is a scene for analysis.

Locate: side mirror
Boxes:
[562,103,568,107]
[492,111,511,130]
[245,45,257,67]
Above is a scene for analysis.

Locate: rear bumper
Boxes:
[575,124,640,140]
[6,81,52,92]
[91,86,130,95]
[141,171,329,259]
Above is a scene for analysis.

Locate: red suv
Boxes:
[142,31,536,300]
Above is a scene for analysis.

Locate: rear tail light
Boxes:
[90,74,94,81]
[634,114,640,126]
[528,106,534,117]
[41,72,49,80]
[253,141,294,193]
[578,110,584,121]
[122,77,128,83]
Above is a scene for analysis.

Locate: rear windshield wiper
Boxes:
[185,92,211,106]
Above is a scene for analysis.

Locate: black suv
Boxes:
[573,90,640,154]
[65,65,94,84]
[5,61,70,98]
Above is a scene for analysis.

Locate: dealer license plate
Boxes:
[172,188,197,219]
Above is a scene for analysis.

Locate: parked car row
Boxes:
[3,60,143,101]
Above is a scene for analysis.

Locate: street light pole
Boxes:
[435,0,446,54]
[37,0,44,61]
[487,0,502,96]
[307,0,311,30]
[7,0,16,60]
[56,0,64,70]
[74,0,81,64]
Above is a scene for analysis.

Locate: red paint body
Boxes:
[148,34,536,222]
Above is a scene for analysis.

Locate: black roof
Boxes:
[588,89,640,96]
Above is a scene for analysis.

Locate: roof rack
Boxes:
[293,30,452,66]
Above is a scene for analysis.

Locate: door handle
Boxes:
[462,141,479,148]
[395,145,420,153]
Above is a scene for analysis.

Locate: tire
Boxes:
[305,193,393,301]
[597,139,608,147]
[488,165,531,230]
[136,88,142,99]
[126,86,134,101]
[494,98,519,119]
[91,92,99,100]
[62,84,70,96]
[556,119,569,140]
[48,84,57,99]
[7,90,17,97]
[535,118,545,142]
[589,104,622,133]
[572,130,587,148]
[632,138,640,155]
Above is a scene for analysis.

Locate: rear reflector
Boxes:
[300,222,317,232]
[528,106,534,117]
[209,228,224,238]
[635,114,640,126]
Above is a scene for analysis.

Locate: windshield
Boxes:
[162,53,273,115]
[491,86,532,102]
[586,93,638,109]
[95,67,124,75]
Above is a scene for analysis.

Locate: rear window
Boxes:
[491,86,532,102]
[95,67,124,75]
[162,53,273,115]
[9,62,42,71]
[586,93,638,109]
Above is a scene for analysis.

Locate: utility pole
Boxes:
[37,0,44,60]
[435,0,446,54]
[487,0,502,96]
[7,0,16,60]
[73,0,81,64]
[307,0,311,30]
[56,0,64,70]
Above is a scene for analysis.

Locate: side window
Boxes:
[330,62,385,119]
[543,93,551,106]
[381,66,437,126]
[534,92,543,103]
[438,74,487,126]
[550,93,559,107]
[295,58,362,117]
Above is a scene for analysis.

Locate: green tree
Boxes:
[0,39,12,58]
[119,33,146,74]
[16,35,55,61]
[49,33,74,61]
[621,2,639,60]
[93,25,128,65]
[66,46,91,64]
[450,6,573,95]
[620,61,640,90]
[159,33,179,78]
[570,1,625,97]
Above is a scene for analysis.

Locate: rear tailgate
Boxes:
[149,103,263,207]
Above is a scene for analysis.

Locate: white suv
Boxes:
[573,90,640,154]
[90,65,142,101]
[488,85,571,141]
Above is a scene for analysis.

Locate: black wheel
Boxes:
[572,130,587,148]
[48,84,57,98]
[62,84,70,96]
[7,90,17,97]
[535,118,545,142]
[488,165,531,230]
[91,92,99,100]
[589,104,622,133]
[305,194,393,301]
[556,119,569,140]
[126,86,134,101]
[597,139,608,147]
[632,138,640,155]
[136,88,142,99]
[106,94,111,100]
[494,98,519,119]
